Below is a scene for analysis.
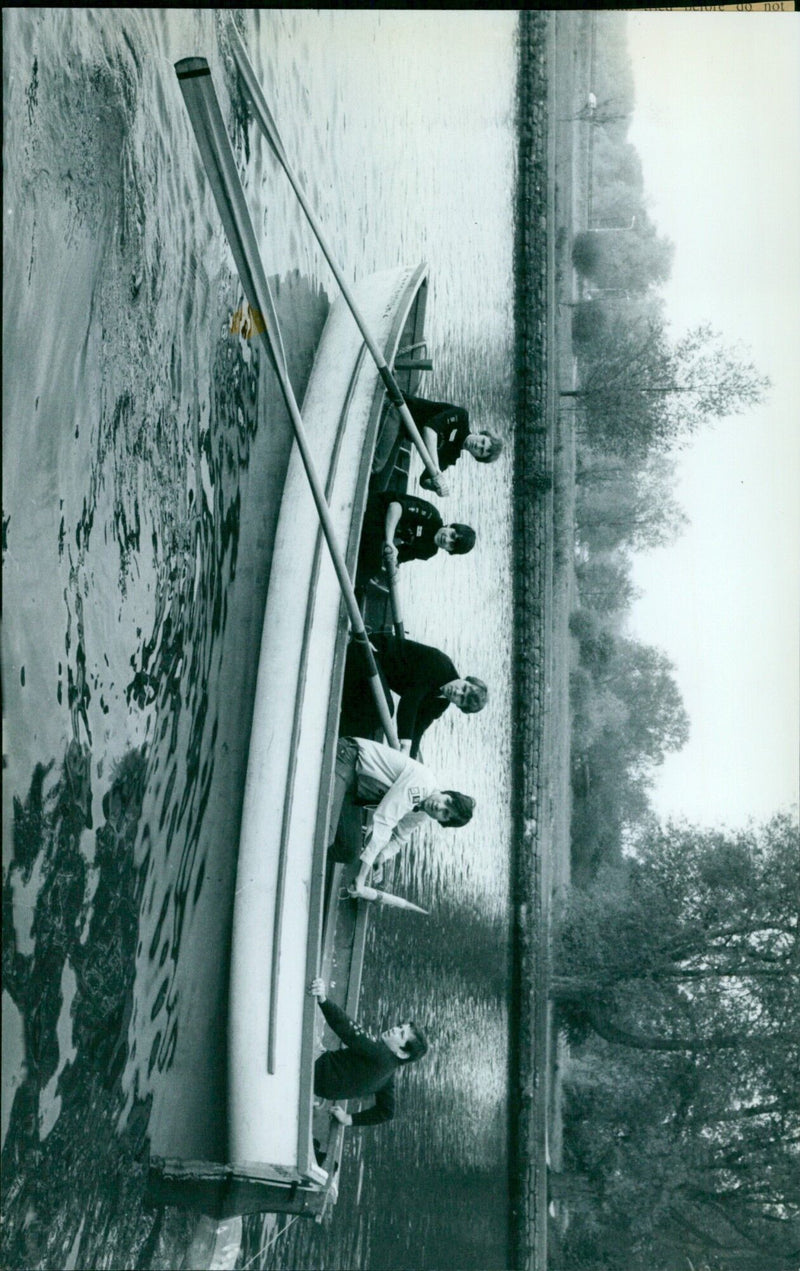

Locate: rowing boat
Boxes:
[148,264,429,1219]
[228,260,428,1184]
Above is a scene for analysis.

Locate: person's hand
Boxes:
[347,878,367,898]
[330,1105,352,1127]
[308,977,327,1002]
[431,475,449,498]
[382,542,399,570]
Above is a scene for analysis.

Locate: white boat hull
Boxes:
[228,264,427,1180]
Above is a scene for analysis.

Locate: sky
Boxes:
[622,13,799,831]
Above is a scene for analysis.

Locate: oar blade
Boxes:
[174,57,289,383]
[376,891,429,915]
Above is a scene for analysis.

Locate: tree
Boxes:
[554,813,798,1048]
[575,450,688,553]
[554,814,800,1269]
[571,628,689,771]
[575,552,641,615]
[558,1041,800,1271]
[569,635,688,878]
[565,318,771,458]
[599,638,690,769]
[589,219,675,291]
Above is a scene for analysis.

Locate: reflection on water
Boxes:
[3,748,155,1269]
[3,7,517,1268]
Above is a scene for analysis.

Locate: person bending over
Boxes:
[402,392,503,494]
[309,977,428,1130]
[357,489,475,585]
[328,735,474,895]
[341,634,488,759]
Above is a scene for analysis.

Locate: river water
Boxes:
[2,10,519,1269]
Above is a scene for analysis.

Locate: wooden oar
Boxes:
[226,23,449,498]
[386,566,406,641]
[175,57,398,751]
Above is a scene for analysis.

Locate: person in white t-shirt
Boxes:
[328,736,475,897]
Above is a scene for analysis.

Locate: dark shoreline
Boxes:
[509,12,553,1271]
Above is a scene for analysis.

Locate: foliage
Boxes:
[553,814,800,1270]
[583,218,675,292]
[574,553,640,615]
[575,449,688,553]
[571,300,607,346]
[569,619,689,878]
[572,232,602,278]
[572,317,771,459]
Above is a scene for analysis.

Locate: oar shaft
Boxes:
[175,57,398,749]
[227,25,447,496]
[387,572,405,641]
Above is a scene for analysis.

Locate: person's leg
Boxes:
[369,631,392,661]
[314,1050,335,1098]
[327,737,358,856]
[402,391,427,420]
[356,493,386,582]
[340,642,392,737]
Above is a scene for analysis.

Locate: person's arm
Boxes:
[329,1078,395,1128]
[353,831,386,888]
[420,408,468,486]
[422,425,439,466]
[350,1080,396,1126]
[395,685,428,751]
[409,685,450,759]
[382,500,403,573]
[353,766,423,885]
[317,996,387,1061]
[397,651,453,755]
[353,756,411,869]
[372,810,421,867]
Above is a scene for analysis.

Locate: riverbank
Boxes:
[510,12,581,1270]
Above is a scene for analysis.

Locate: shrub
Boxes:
[571,232,603,278]
[571,301,607,347]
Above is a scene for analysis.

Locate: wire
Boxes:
[240,1213,300,1269]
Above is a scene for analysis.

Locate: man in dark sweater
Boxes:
[340,633,488,759]
[402,392,503,494]
[309,977,428,1128]
[357,489,475,583]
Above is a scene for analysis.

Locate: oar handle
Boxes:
[226,23,448,496]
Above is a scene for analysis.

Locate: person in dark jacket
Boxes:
[341,634,488,758]
[309,977,428,1128]
[357,489,475,583]
[402,392,503,493]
